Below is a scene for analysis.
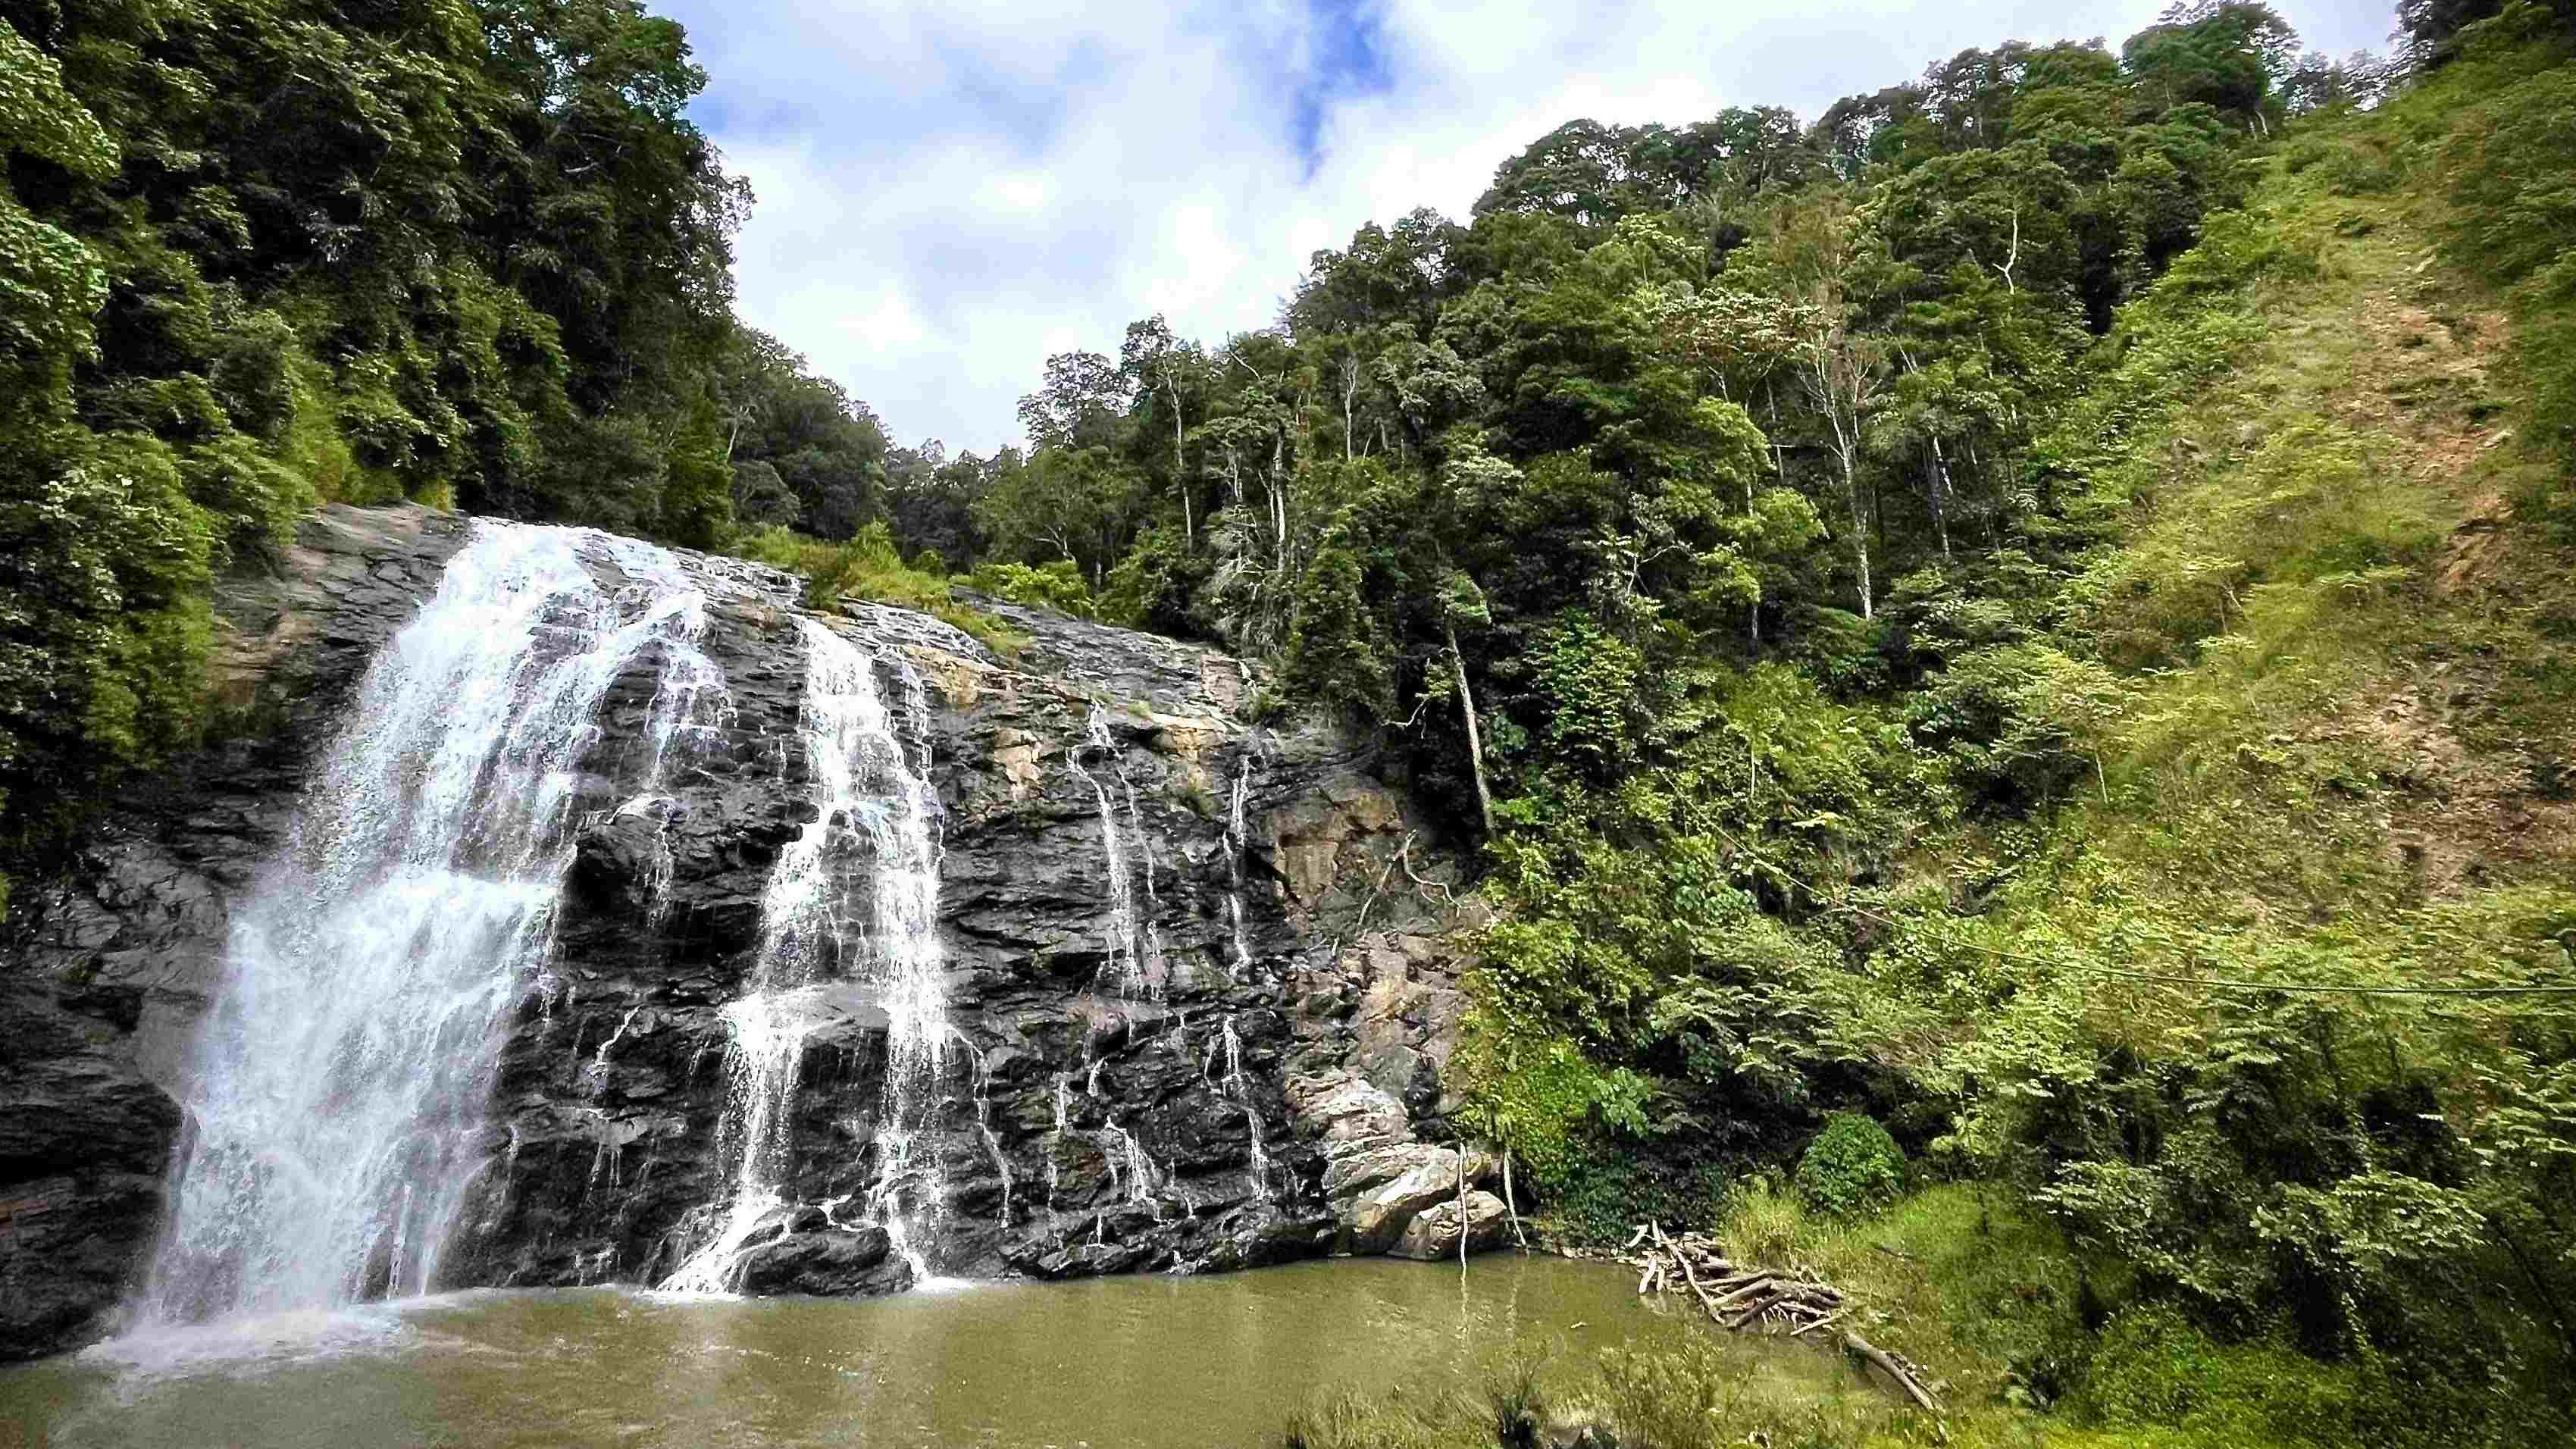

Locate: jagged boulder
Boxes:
[736,1226,910,1297]
[1388,1191,1510,1261]
[1347,1150,1502,1254]
[1290,1067,1506,1257]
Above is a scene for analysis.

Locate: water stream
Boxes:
[1071,703,1163,997]
[1227,753,1257,978]
[661,617,949,1291]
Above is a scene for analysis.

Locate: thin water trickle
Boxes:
[1047,1072,1072,1206]
[662,618,948,1293]
[959,1031,1014,1228]
[1070,705,1150,995]
[139,522,728,1327]
[599,536,737,929]
[1225,756,1257,979]
[1221,1014,1269,1188]
[1111,1123,1169,1219]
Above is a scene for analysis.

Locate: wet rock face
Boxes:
[0,504,1488,1357]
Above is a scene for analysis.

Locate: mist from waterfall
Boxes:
[139,522,728,1325]
[662,617,948,1292]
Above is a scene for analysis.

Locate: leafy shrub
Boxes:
[1783,606,1887,698]
[1795,1113,1905,1216]
[964,558,1103,618]
[1534,1149,1729,1248]
[729,522,1028,656]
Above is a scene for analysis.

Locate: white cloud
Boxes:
[671,0,2399,454]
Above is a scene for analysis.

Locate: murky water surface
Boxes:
[0,1257,1831,1448]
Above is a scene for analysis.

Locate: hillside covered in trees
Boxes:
[7,0,2576,1441]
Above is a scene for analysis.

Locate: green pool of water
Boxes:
[0,1256,1843,1448]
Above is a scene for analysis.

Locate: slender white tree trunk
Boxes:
[1447,621,1496,837]
[1167,375,1190,546]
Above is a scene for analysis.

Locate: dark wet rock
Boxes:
[736,1226,908,1297]
[0,502,1487,1359]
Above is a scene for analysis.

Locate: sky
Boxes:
[660,0,2397,456]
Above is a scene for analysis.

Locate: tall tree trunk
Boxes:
[1765,383,1788,488]
[1270,431,1288,574]
[1928,434,1954,564]
[1848,468,1873,621]
[1745,469,1761,650]
[1166,376,1190,547]
[1826,405,1872,621]
[1447,621,1496,837]
[1341,356,1358,461]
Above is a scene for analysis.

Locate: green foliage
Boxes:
[1279,523,1395,724]
[717,327,894,540]
[1335,26,2576,1446]
[2420,5,2576,527]
[1795,1113,1906,1216]
[0,0,778,905]
[963,559,1106,619]
[729,522,1027,656]
[2062,1301,2553,1449]
[1536,1151,1730,1249]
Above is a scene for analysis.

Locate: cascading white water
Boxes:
[1220,1015,1269,1188]
[1108,1124,1163,1206]
[1225,757,1256,980]
[599,537,736,930]
[1046,1072,1073,1206]
[1069,706,1150,996]
[662,617,948,1293]
[140,521,723,1325]
[959,1034,1014,1227]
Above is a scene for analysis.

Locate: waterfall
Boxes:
[1070,706,1147,995]
[599,536,735,930]
[1225,757,1256,979]
[1047,1073,1071,1205]
[140,521,724,1325]
[662,617,948,1293]
[1108,1124,1163,1206]
[960,1034,1014,1227]
[1221,1015,1269,1188]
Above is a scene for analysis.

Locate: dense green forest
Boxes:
[7,0,2576,1441]
[0,0,907,907]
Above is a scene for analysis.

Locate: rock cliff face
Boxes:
[0,505,1494,1361]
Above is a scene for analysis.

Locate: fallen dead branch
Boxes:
[1625,1222,1942,1413]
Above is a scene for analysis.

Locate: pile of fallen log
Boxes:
[1622,1222,1942,1413]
